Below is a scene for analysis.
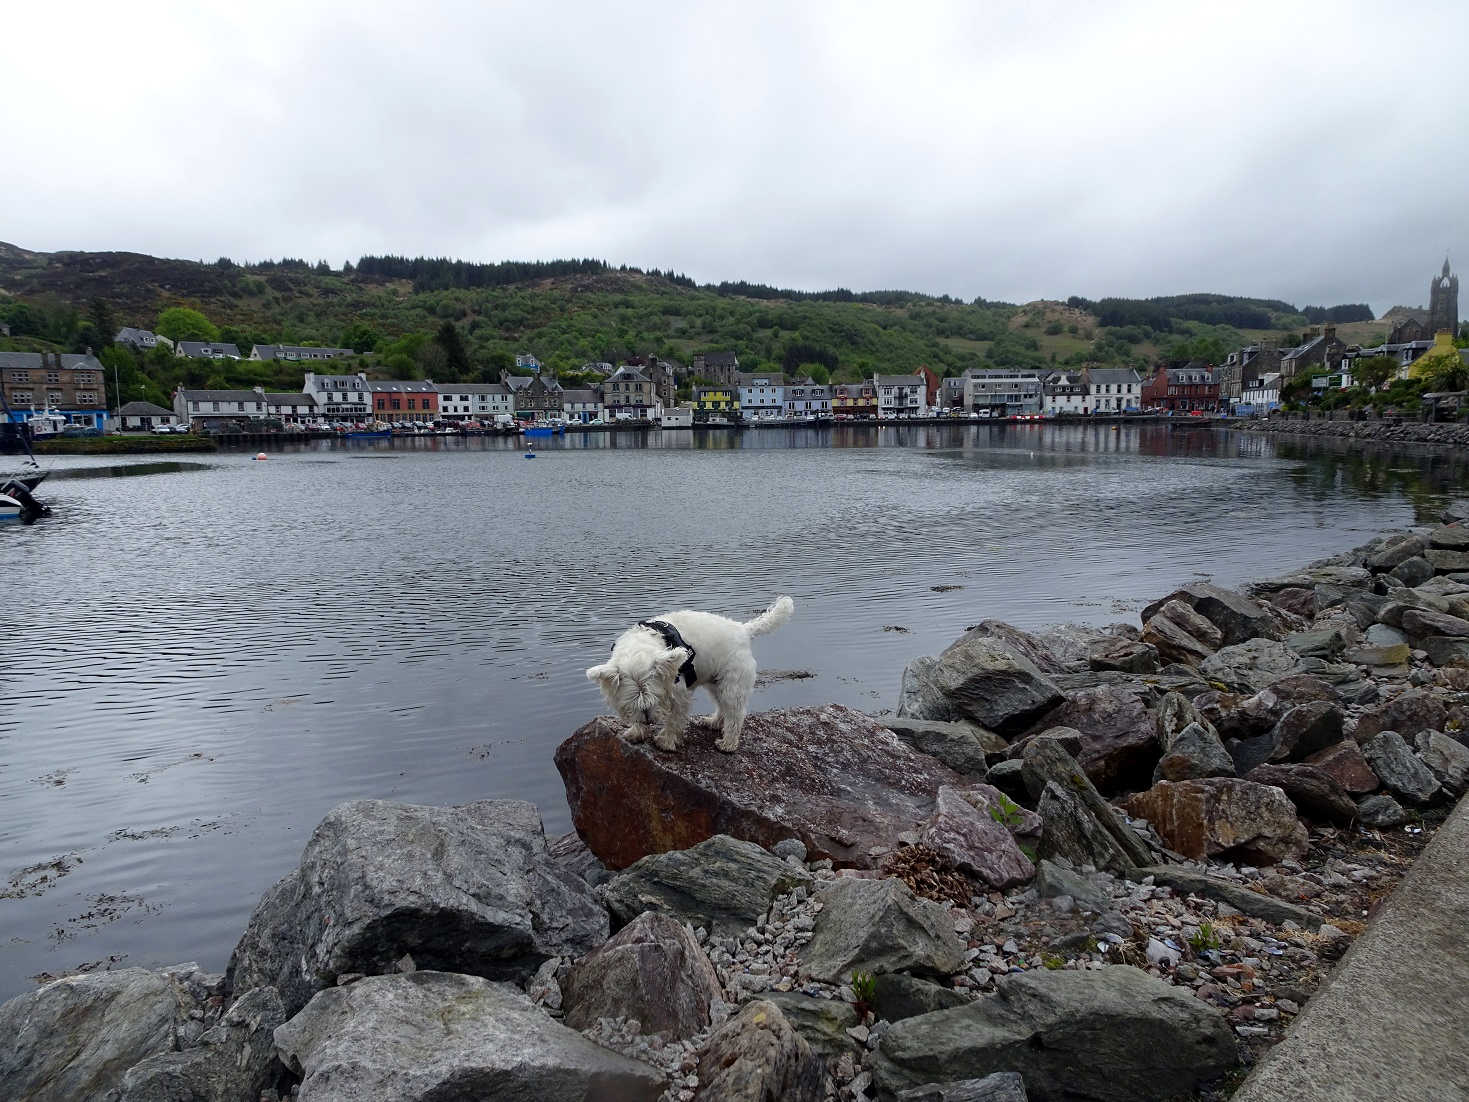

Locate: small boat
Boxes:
[24,411,69,441]
[0,476,50,524]
[524,451,537,459]
[523,424,564,436]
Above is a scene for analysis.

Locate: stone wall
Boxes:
[1237,417,1469,448]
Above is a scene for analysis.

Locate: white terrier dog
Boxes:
[586,596,795,754]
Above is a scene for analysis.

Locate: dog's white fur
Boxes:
[586,596,795,754]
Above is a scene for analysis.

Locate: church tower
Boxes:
[1428,257,1459,336]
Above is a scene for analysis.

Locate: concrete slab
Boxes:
[1233,794,1469,1102]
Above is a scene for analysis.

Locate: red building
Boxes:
[1143,363,1220,412]
[369,380,439,422]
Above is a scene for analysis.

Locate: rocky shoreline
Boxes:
[5,516,1469,1101]
[1237,416,1469,448]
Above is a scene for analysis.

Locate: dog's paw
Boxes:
[698,713,721,727]
[623,724,649,744]
[714,737,740,754]
[653,733,681,753]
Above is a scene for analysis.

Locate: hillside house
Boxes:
[174,341,241,360]
[115,327,171,351]
[250,344,355,362]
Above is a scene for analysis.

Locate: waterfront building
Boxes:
[692,351,740,386]
[624,355,680,408]
[262,390,318,424]
[1280,326,1346,381]
[174,341,242,360]
[693,385,740,416]
[303,372,372,420]
[502,371,564,419]
[173,388,266,430]
[939,375,966,411]
[602,366,657,419]
[831,380,877,418]
[661,406,694,427]
[961,368,1041,416]
[1341,339,1434,382]
[785,379,832,418]
[1241,372,1283,412]
[873,374,929,419]
[1042,371,1088,415]
[369,380,439,422]
[117,400,180,431]
[250,344,355,362]
[1087,367,1143,413]
[115,327,171,351]
[1219,345,1282,402]
[736,372,787,420]
[438,383,514,422]
[1155,363,1221,412]
[562,388,603,423]
[0,351,108,431]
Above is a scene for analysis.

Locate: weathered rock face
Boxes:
[1367,533,1428,572]
[921,785,1036,890]
[871,966,1236,1102]
[1353,689,1450,743]
[1123,778,1308,864]
[1414,730,1469,795]
[1285,626,1349,660]
[557,706,966,870]
[880,716,1005,776]
[1028,684,1159,794]
[1154,721,1237,783]
[603,834,811,937]
[1357,793,1409,827]
[1200,639,1308,693]
[693,1000,825,1102]
[1267,701,1346,762]
[562,912,722,1039]
[1086,636,1159,674]
[1391,556,1436,587]
[1305,740,1380,794]
[1361,732,1441,804]
[1034,859,1112,913]
[1155,692,1213,748]
[897,1074,1030,1102]
[1245,763,1357,824]
[1143,582,1283,647]
[0,969,180,1102]
[226,799,606,1017]
[900,632,1066,733]
[1135,865,1321,928]
[761,993,860,1061]
[870,972,970,1022]
[1140,609,1215,666]
[1021,739,1154,875]
[115,986,286,1102]
[799,877,966,983]
[274,972,662,1102]
[1401,606,1469,639]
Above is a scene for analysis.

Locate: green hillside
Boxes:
[0,245,1379,410]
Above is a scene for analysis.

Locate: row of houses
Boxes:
[116,328,358,363]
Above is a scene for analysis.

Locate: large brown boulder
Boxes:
[1304,740,1380,794]
[1028,684,1161,794]
[1123,778,1308,864]
[1353,688,1449,744]
[1142,582,1283,646]
[1245,763,1357,824]
[555,706,965,870]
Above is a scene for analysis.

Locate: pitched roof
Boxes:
[253,344,355,361]
[115,327,157,344]
[175,341,242,357]
[874,374,925,386]
[736,372,787,386]
[368,380,436,393]
[263,392,317,405]
[438,383,510,395]
[1087,367,1141,385]
[118,401,174,416]
[0,352,105,370]
[177,389,263,402]
[561,389,600,403]
[699,352,739,367]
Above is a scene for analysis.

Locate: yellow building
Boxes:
[1409,330,1466,381]
[693,385,740,413]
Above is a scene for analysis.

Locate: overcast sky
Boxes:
[7,1,1468,313]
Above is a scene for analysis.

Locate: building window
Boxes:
[12,390,32,404]
[6,371,29,382]
[78,392,97,404]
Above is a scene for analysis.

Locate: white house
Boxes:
[561,388,603,423]
[438,382,514,422]
[1087,367,1143,412]
[660,405,694,428]
[1042,372,1088,415]
[873,374,928,419]
[737,372,787,419]
[250,344,355,362]
[174,341,241,360]
[1242,372,1283,411]
[302,372,372,421]
[261,390,317,424]
[174,388,266,429]
[116,401,179,430]
[785,379,832,418]
[115,327,172,351]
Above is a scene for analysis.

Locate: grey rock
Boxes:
[1342,642,1412,668]
[1286,627,1349,660]
[1022,739,1154,875]
[906,631,1066,733]
[1354,689,1449,743]
[548,830,614,888]
[1155,691,1215,749]
[115,986,286,1102]
[1366,534,1428,572]
[871,966,1235,1101]
[1143,582,1281,646]
[1201,638,1309,693]
[1155,599,1225,650]
[1086,636,1159,674]
[762,993,861,1061]
[880,716,1007,775]
[1426,548,1469,574]
[274,971,662,1101]
[1365,623,1410,647]
[0,969,180,1102]
[1028,683,1160,793]
[1421,635,1469,666]
[1268,701,1346,762]
[1429,525,1469,551]
[1034,859,1111,913]
[604,834,812,938]
[871,972,969,1022]
[921,785,1036,890]
[227,799,607,1017]
[1412,730,1469,796]
[693,1000,825,1102]
[1390,556,1436,587]
[897,1073,1030,1102]
[1154,721,1237,783]
[1007,725,1084,761]
[983,758,1028,802]
[1361,732,1441,804]
[1401,607,1469,639]
[1134,866,1321,929]
[800,878,966,983]
[771,837,808,862]
[1357,793,1410,827]
[1245,763,1358,824]
[1228,733,1278,776]
[562,912,722,1039]
[1140,609,1216,667]
[897,655,951,724]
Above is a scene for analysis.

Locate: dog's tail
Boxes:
[743,595,795,637]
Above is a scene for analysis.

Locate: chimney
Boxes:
[1324,325,1336,341]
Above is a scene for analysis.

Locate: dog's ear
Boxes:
[585,663,615,684]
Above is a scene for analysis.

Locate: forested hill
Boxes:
[0,243,1385,410]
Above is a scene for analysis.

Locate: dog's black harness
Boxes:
[636,619,699,687]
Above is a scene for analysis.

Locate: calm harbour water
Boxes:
[1,422,1466,1000]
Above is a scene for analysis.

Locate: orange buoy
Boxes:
[254,452,268,461]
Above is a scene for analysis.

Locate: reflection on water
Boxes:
[44,461,215,480]
[1,424,1466,999]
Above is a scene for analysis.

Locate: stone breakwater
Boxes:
[1237,417,1469,448]
[4,521,1469,1101]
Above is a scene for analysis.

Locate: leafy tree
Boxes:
[434,321,472,381]
[800,363,831,385]
[156,306,219,342]
[88,298,117,345]
[1352,355,1397,390]
[340,321,379,353]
